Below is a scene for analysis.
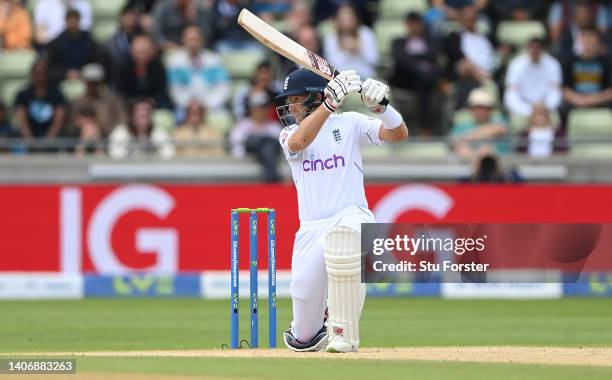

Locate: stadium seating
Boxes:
[374,20,405,56]
[398,141,449,160]
[60,79,86,101]
[207,110,234,134]
[0,50,37,79]
[1,79,27,107]
[316,19,334,39]
[92,20,118,43]
[496,21,546,47]
[378,0,428,20]
[153,109,176,133]
[221,50,265,79]
[91,0,126,20]
[568,108,612,158]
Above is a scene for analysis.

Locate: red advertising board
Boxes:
[1,184,611,273]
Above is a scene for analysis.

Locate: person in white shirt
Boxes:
[504,38,562,117]
[34,0,92,46]
[276,68,408,352]
[323,4,378,78]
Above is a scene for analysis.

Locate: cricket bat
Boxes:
[238,9,338,80]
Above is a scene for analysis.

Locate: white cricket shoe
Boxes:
[325,333,356,353]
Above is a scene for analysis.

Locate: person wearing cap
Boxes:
[70,63,126,138]
[504,38,562,118]
[451,87,509,159]
[229,91,283,182]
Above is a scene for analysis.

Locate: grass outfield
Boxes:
[1,298,612,379]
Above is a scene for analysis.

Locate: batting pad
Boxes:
[324,226,366,350]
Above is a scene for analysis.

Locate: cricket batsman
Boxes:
[276,68,408,352]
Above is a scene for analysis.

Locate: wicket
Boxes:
[230,208,276,349]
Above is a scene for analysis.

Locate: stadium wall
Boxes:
[1,183,611,299]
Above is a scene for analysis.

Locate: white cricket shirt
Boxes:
[279,112,383,222]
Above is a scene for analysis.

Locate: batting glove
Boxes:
[323,70,362,113]
[361,78,389,113]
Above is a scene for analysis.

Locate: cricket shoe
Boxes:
[325,325,356,353]
[283,326,328,352]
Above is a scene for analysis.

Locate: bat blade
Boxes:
[238,9,337,80]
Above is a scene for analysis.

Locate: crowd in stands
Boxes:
[0,0,611,182]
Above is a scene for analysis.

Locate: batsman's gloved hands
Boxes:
[361,78,389,113]
[323,70,362,113]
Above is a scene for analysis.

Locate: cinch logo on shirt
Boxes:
[302,154,345,172]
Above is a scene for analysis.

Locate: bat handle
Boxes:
[333,70,390,107]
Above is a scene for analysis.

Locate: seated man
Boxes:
[560,28,612,129]
[46,8,103,83]
[389,11,441,134]
[115,34,172,109]
[167,26,230,117]
[504,38,562,118]
[451,87,509,160]
[70,63,126,138]
[14,59,66,142]
[442,5,496,110]
[229,92,282,182]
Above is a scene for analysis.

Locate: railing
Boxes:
[0,136,610,158]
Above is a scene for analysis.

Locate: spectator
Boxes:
[548,0,608,48]
[46,8,103,83]
[451,87,509,160]
[443,5,496,109]
[323,3,378,78]
[277,24,322,82]
[485,0,548,23]
[230,92,282,182]
[426,0,489,31]
[73,105,104,155]
[116,34,172,108]
[312,0,373,27]
[504,38,563,117]
[560,28,612,129]
[284,0,312,35]
[174,101,224,156]
[107,5,143,68]
[0,101,14,137]
[70,63,126,138]
[108,98,174,159]
[0,0,33,50]
[167,26,230,116]
[14,59,67,140]
[464,152,518,183]
[516,105,566,158]
[0,101,18,153]
[210,0,260,52]
[389,12,441,134]
[232,61,281,121]
[554,0,609,61]
[34,0,92,46]
[126,0,159,31]
[152,0,213,50]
